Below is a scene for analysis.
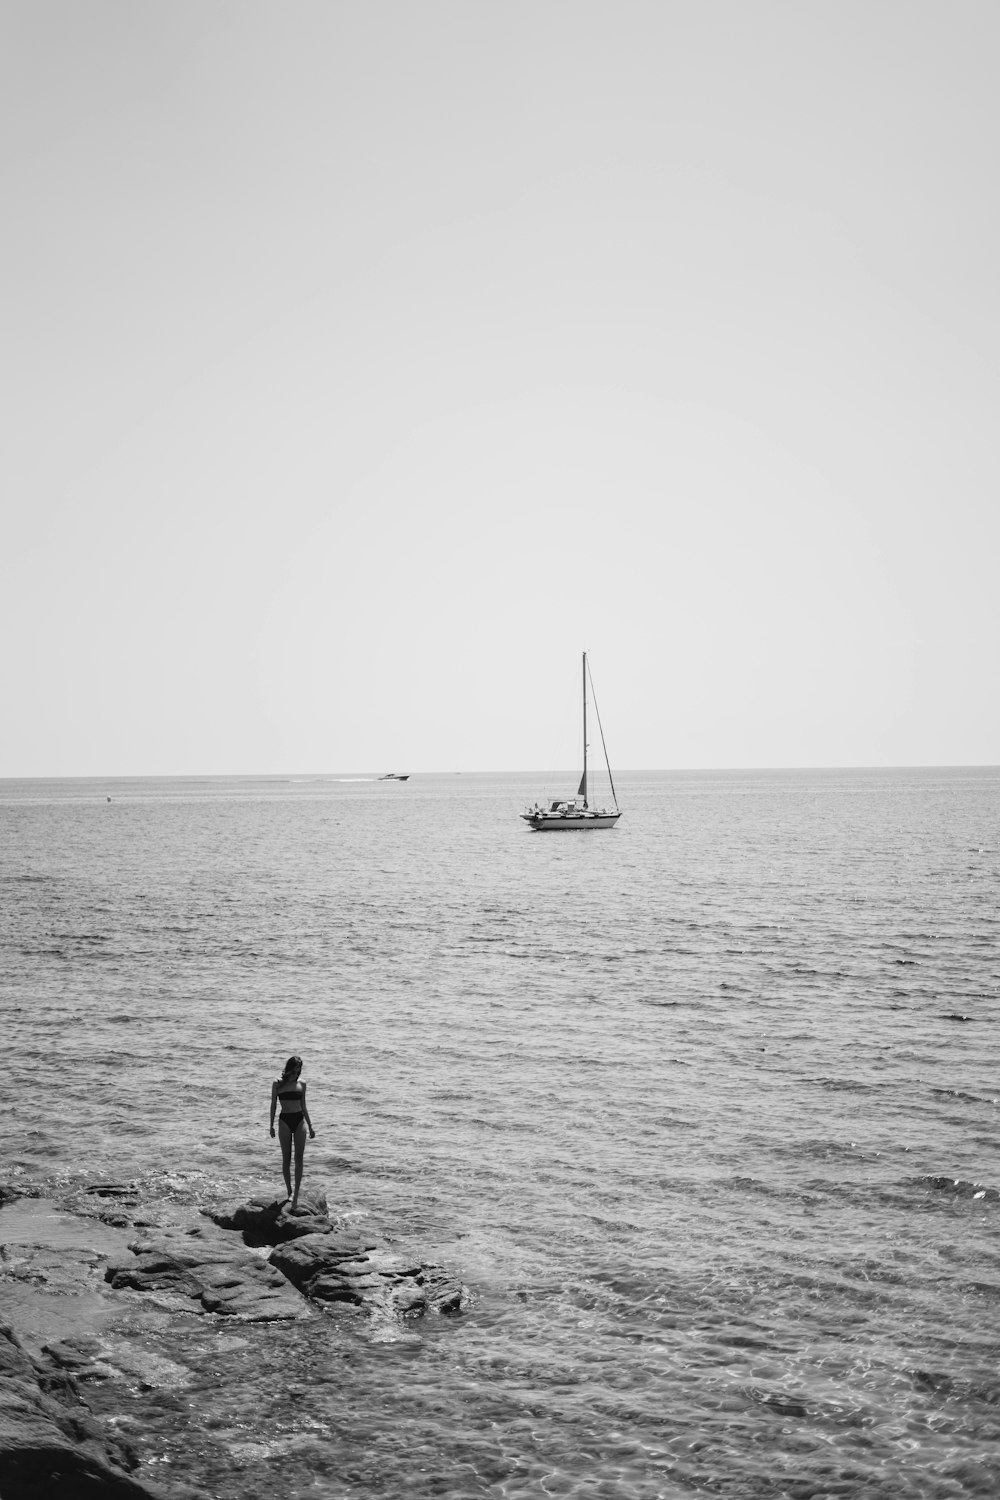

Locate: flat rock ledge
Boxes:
[0,1324,178,1500]
[104,1222,307,1322]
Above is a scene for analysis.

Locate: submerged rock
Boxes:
[0,1324,175,1499]
[42,1335,192,1393]
[78,1183,158,1232]
[84,1184,141,1201]
[919,1175,999,1202]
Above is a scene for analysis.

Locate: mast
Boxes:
[588,656,620,815]
[581,651,588,807]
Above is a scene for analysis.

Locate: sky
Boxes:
[2,1,998,776]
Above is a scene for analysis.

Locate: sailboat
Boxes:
[521,653,621,830]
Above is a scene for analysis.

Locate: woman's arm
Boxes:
[269,1080,278,1136]
[302,1081,315,1138]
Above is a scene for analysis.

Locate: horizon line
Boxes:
[1,763,998,784]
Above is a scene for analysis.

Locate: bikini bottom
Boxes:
[279,1113,305,1137]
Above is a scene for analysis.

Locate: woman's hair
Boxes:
[281,1055,303,1079]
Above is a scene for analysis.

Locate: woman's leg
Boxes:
[291,1123,306,1208]
[278,1120,293,1199]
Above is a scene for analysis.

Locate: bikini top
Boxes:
[278,1086,303,1102]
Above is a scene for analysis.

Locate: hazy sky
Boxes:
[3,1,998,776]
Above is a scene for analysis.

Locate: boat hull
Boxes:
[522,812,621,831]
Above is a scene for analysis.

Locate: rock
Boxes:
[0,1323,171,1499]
[1,1185,469,1495]
[104,1225,310,1323]
[207,1189,332,1244]
[2,1239,117,1300]
[920,1175,1000,1202]
[43,1336,191,1393]
[415,1265,465,1316]
[269,1231,464,1317]
[207,1193,466,1319]
[268,1230,377,1288]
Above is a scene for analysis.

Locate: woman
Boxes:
[269,1055,315,1210]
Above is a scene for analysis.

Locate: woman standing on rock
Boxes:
[269,1055,315,1210]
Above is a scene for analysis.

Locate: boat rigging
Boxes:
[522,653,621,830]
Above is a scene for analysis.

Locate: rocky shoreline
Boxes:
[0,1182,465,1498]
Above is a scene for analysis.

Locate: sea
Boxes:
[1,768,998,1499]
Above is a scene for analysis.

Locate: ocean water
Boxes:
[1,768,999,1498]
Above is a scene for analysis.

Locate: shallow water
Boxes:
[2,768,999,1496]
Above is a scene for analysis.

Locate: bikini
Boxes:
[278,1087,305,1135]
